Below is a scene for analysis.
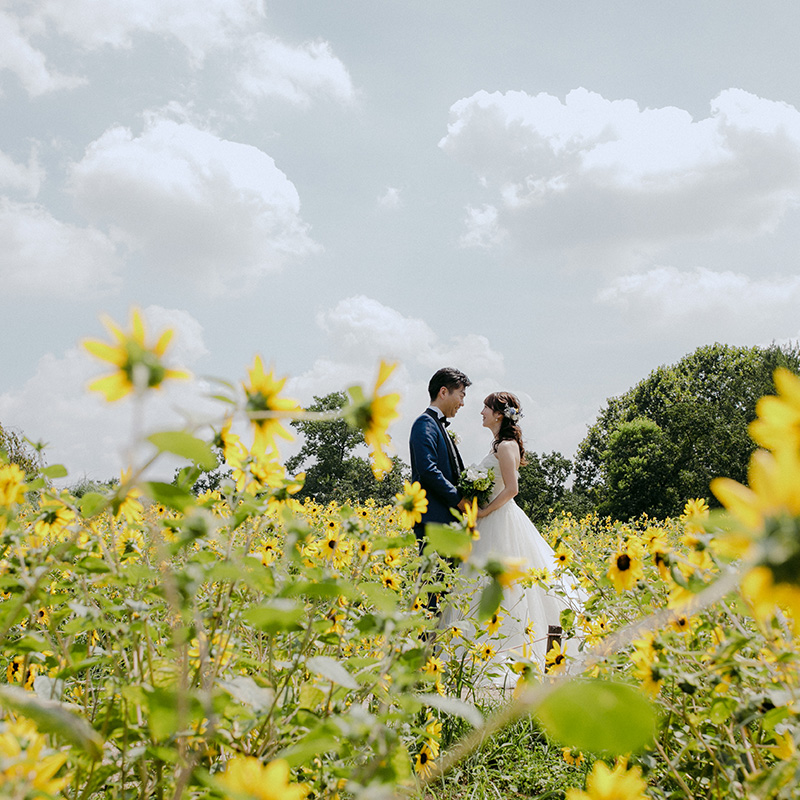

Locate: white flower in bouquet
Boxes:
[459,464,495,507]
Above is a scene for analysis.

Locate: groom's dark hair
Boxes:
[428,367,472,400]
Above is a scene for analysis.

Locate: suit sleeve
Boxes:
[409,416,461,509]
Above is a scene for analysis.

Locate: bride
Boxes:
[445,392,583,683]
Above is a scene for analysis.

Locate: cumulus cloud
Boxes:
[0,306,216,481]
[0,147,44,197]
[0,199,121,296]
[597,266,800,315]
[289,295,507,463]
[596,266,800,345]
[24,0,263,63]
[0,9,84,96]
[68,115,319,294]
[441,88,800,267]
[236,35,355,107]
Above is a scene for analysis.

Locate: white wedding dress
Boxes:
[443,450,584,686]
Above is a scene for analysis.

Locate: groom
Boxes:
[409,367,471,547]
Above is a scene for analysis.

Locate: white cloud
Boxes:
[460,204,507,248]
[377,186,402,210]
[0,9,84,96]
[291,295,507,464]
[68,114,319,293]
[597,266,800,317]
[24,0,264,63]
[441,88,800,266]
[0,146,44,197]
[0,199,121,296]
[0,306,216,481]
[236,35,355,107]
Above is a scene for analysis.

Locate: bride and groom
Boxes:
[408,367,583,676]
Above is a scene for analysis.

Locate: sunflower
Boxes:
[394,480,428,528]
[566,757,648,800]
[218,756,308,800]
[484,613,504,635]
[344,361,400,479]
[84,307,189,401]
[545,640,567,674]
[242,356,300,455]
[607,545,644,593]
[381,570,401,591]
[414,745,436,780]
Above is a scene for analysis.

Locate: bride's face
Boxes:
[481,404,499,429]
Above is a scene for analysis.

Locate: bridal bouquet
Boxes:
[459,464,495,507]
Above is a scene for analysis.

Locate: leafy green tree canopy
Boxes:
[516,450,589,525]
[286,392,407,505]
[574,342,800,520]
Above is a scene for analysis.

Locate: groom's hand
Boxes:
[456,498,467,512]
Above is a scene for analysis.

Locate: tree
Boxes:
[517,450,592,525]
[0,422,43,479]
[573,342,800,520]
[286,392,408,505]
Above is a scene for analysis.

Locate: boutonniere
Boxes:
[448,429,461,446]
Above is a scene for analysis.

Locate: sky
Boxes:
[2,0,800,482]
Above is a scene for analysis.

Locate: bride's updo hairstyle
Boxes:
[484,392,526,464]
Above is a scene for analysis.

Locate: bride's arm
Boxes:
[477,441,519,518]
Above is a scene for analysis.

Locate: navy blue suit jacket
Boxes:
[409,409,463,539]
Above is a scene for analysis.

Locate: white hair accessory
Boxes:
[503,406,522,423]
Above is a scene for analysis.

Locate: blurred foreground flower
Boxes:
[344,361,400,479]
[242,357,300,454]
[394,480,428,528]
[84,307,189,401]
[219,755,308,800]
[566,757,649,800]
[711,368,800,632]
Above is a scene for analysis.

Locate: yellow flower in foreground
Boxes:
[423,656,445,679]
[484,613,504,635]
[562,747,585,767]
[395,480,428,528]
[545,640,567,674]
[0,462,26,506]
[566,757,649,800]
[607,546,644,593]
[33,497,76,541]
[0,718,69,797]
[242,357,299,454]
[84,307,189,401]
[741,566,800,634]
[219,756,308,800]
[345,361,400,479]
[553,542,574,569]
[415,745,436,780]
[767,731,796,760]
[749,367,800,454]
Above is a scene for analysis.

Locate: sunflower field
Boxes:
[2,309,800,800]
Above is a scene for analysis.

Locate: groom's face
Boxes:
[440,385,466,418]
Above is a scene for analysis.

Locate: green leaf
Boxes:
[147,431,218,470]
[423,524,473,560]
[41,464,68,479]
[278,722,340,766]
[145,481,196,512]
[218,676,275,713]
[416,693,484,729]
[243,601,305,633]
[79,492,108,517]
[477,579,504,621]
[0,685,103,759]
[535,679,656,754]
[372,533,417,550]
[709,696,738,725]
[306,655,359,690]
